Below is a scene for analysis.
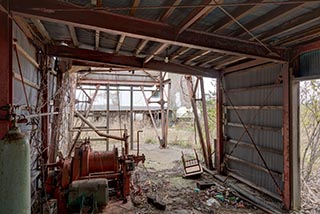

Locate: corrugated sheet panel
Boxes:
[299,50,320,79]
[222,63,284,198]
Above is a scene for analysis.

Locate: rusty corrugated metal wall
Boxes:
[221,63,285,200]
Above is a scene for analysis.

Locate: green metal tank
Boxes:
[0,126,30,214]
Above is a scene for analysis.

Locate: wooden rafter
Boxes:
[231,3,305,37]
[177,0,221,34]
[130,0,140,16]
[115,34,125,54]
[214,56,246,69]
[144,43,169,64]
[95,30,100,50]
[276,26,320,46]
[183,50,210,65]
[258,7,320,41]
[198,55,224,67]
[170,47,190,60]
[31,18,51,43]
[68,25,79,47]
[135,39,148,56]
[159,0,182,22]
[208,0,264,33]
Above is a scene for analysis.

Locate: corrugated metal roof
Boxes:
[299,50,320,79]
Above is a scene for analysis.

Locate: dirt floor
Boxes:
[100,142,265,214]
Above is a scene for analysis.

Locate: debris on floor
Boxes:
[129,160,265,214]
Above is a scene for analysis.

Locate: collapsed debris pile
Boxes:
[130,161,263,214]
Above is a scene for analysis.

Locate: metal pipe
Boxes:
[74,110,125,141]
[130,86,134,150]
[136,130,143,156]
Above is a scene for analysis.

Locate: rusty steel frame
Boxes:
[47,45,219,78]
[10,0,287,62]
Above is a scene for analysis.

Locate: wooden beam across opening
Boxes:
[10,0,287,62]
[47,45,220,78]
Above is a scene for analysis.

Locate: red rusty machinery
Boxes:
[46,137,145,213]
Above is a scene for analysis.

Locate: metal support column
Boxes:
[130,86,134,150]
[291,74,301,211]
[0,5,13,138]
[282,63,291,210]
[160,71,166,148]
[200,77,213,169]
[216,77,223,172]
[106,85,110,151]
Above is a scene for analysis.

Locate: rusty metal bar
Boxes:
[216,78,223,172]
[282,63,291,210]
[106,84,110,151]
[165,81,171,149]
[74,110,125,141]
[199,77,213,169]
[130,86,134,150]
[160,71,166,148]
[186,76,209,168]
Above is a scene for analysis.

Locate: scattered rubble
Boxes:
[129,160,264,214]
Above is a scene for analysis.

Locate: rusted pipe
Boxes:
[136,130,143,156]
[74,110,125,141]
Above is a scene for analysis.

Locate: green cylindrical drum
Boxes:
[0,126,30,214]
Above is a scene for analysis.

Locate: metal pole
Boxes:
[216,77,224,172]
[165,82,171,148]
[282,63,291,210]
[200,77,213,169]
[130,86,134,150]
[160,71,166,148]
[106,85,110,151]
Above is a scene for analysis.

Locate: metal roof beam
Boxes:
[11,0,287,62]
[47,45,220,78]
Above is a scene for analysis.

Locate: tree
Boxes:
[300,80,320,181]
